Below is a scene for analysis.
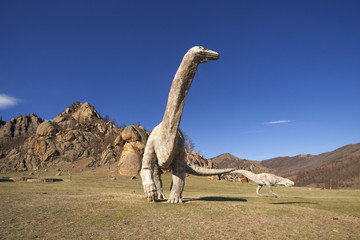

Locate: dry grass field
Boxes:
[1,166,359,240]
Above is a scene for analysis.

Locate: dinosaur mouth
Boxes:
[202,49,220,60]
[197,49,220,63]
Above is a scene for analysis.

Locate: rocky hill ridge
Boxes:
[0,102,119,171]
[0,102,211,175]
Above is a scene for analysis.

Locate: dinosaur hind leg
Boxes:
[167,148,186,203]
[267,185,280,198]
[256,184,263,197]
[153,165,166,199]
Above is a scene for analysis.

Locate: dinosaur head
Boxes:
[189,46,220,63]
[279,178,295,187]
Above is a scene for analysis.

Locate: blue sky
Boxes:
[1,0,359,160]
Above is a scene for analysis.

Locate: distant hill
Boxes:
[260,154,316,177]
[209,153,271,173]
[210,144,360,189]
[261,143,360,189]
[261,143,360,176]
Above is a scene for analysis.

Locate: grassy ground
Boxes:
[1,168,359,240]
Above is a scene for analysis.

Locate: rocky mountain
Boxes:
[0,102,211,175]
[0,102,120,172]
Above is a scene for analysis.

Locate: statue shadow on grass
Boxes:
[271,201,318,205]
[184,196,247,202]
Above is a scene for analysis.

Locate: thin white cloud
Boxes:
[0,94,20,109]
[263,120,292,125]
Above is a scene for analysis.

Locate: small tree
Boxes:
[0,116,4,127]
[69,101,81,111]
[187,138,195,152]
[183,132,195,152]
[104,114,110,123]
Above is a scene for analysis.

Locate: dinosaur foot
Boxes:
[143,184,158,202]
[147,195,157,202]
[167,193,183,203]
[167,198,183,203]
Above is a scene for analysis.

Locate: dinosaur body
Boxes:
[140,46,234,203]
[232,170,294,198]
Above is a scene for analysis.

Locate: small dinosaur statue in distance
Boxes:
[231,169,295,198]
[140,46,234,203]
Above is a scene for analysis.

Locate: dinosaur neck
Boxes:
[162,53,199,137]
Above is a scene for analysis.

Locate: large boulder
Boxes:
[186,150,212,168]
[36,122,57,138]
[30,139,59,163]
[121,125,141,142]
[118,143,143,176]
[118,125,148,176]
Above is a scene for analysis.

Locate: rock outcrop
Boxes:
[186,150,212,169]
[0,103,122,171]
[0,102,212,176]
[0,113,44,138]
[118,125,149,176]
[36,121,57,138]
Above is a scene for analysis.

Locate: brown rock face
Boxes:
[30,139,59,163]
[118,125,149,176]
[72,102,102,123]
[118,144,142,176]
[121,125,141,142]
[0,113,44,137]
[0,102,122,171]
[36,122,57,138]
[186,150,212,168]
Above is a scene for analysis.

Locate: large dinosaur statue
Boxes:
[140,46,234,203]
[231,170,294,198]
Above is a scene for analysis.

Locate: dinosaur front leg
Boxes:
[168,150,186,203]
[140,144,158,202]
[256,184,263,196]
[267,185,280,198]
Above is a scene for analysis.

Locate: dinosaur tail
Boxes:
[185,163,234,176]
